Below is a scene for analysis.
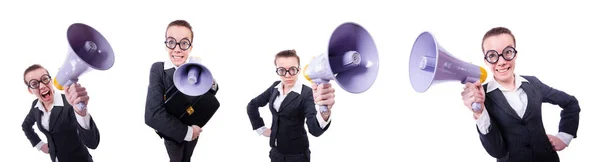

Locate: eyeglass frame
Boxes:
[164,37,192,51]
[484,46,518,64]
[275,66,300,76]
[27,74,52,89]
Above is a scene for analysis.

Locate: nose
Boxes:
[496,56,508,66]
[39,81,49,89]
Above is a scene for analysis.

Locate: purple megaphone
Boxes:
[173,57,214,96]
[408,31,488,112]
[303,22,380,113]
[53,23,115,111]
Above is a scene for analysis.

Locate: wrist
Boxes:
[473,111,482,120]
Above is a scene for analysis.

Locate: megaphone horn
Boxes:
[53,23,115,111]
[173,57,214,96]
[408,31,487,112]
[303,22,380,113]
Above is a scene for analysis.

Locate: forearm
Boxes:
[22,111,42,147]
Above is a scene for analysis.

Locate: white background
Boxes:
[0,0,598,161]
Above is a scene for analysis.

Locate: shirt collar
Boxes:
[274,80,303,95]
[164,56,200,70]
[35,91,64,112]
[486,74,529,93]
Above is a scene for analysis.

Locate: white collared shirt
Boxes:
[475,74,573,145]
[33,91,92,162]
[163,56,218,142]
[254,80,332,141]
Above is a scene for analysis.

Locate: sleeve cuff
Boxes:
[556,132,574,146]
[184,126,193,141]
[34,141,45,150]
[75,111,91,130]
[255,126,267,136]
[315,105,331,129]
[211,80,218,91]
[476,109,491,135]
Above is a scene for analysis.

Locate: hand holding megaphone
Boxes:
[303,22,380,113]
[53,23,116,111]
[64,83,90,114]
[461,81,486,114]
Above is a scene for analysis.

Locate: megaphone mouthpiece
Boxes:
[187,66,201,84]
[174,62,214,96]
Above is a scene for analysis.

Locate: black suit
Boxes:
[247,81,331,162]
[21,94,100,162]
[145,61,219,162]
[478,75,580,162]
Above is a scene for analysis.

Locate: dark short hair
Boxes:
[274,49,300,66]
[481,27,516,53]
[165,20,194,42]
[23,64,49,86]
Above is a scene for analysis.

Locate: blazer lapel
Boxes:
[520,82,536,120]
[278,92,299,113]
[488,89,521,120]
[49,105,64,132]
[269,89,279,112]
[34,109,45,133]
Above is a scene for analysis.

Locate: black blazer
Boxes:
[21,94,100,162]
[478,75,580,162]
[144,61,219,143]
[247,81,331,154]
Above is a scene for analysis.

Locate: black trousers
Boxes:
[164,139,199,162]
[269,147,311,162]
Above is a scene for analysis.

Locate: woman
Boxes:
[144,19,219,162]
[21,64,100,162]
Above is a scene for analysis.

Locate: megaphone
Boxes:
[303,22,380,113]
[173,57,214,96]
[408,31,487,112]
[53,23,115,111]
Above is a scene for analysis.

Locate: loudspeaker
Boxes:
[164,57,220,127]
[53,23,115,111]
[408,31,487,111]
[173,57,214,96]
[303,22,380,113]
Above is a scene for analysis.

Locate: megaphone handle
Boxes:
[77,102,87,111]
[65,80,87,111]
[471,102,482,112]
[312,78,330,113]
[462,77,483,112]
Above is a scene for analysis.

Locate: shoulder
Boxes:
[520,75,541,83]
[270,80,282,87]
[151,61,165,70]
[30,99,39,109]
[300,84,313,96]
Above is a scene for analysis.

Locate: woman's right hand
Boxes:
[41,143,49,154]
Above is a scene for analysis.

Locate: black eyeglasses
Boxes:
[27,74,52,89]
[484,46,518,64]
[276,67,300,76]
[164,37,192,51]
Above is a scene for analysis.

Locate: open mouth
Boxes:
[171,55,184,59]
[496,67,511,73]
[40,90,51,100]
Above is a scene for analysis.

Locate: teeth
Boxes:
[496,68,509,73]
[171,55,184,58]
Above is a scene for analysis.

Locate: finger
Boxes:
[312,83,317,90]
[318,87,334,95]
[73,96,90,105]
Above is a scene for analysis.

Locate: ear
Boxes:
[27,88,33,94]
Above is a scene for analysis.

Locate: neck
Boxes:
[42,101,53,112]
[282,84,293,95]
[496,74,516,91]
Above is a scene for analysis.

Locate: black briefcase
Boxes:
[162,85,220,127]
